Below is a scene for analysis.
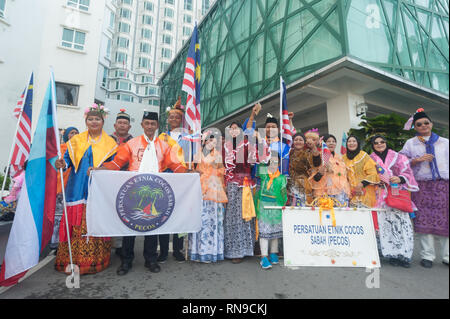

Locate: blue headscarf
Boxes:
[63,127,79,143]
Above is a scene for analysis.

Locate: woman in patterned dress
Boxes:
[54,104,118,275]
[370,135,419,268]
[189,133,228,263]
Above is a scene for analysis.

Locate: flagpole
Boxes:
[50,68,75,278]
[279,76,283,175]
[1,77,31,199]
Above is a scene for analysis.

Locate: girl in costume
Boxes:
[309,134,350,206]
[54,104,118,274]
[189,132,228,263]
[400,108,449,268]
[223,121,262,264]
[254,153,287,269]
[343,135,379,208]
[370,135,419,268]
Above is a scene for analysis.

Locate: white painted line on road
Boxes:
[0,253,55,295]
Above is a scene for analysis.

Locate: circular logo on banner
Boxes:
[116,174,175,232]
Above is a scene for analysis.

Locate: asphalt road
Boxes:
[0,231,448,300]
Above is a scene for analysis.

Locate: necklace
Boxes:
[88,133,102,144]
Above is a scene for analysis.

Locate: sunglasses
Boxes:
[415,121,430,127]
[373,141,386,145]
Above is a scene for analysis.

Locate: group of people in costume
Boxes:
[50,100,448,275]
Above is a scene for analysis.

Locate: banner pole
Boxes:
[59,168,75,277]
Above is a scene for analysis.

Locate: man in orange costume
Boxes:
[102,111,186,276]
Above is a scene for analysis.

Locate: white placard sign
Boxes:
[282,208,380,268]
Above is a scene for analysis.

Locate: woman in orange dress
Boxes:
[310,134,350,206]
[189,133,228,263]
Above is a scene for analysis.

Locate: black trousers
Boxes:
[121,235,158,265]
[121,234,184,265]
[159,234,184,257]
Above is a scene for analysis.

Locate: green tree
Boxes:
[132,185,154,210]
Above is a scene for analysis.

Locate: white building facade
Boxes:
[0,0,106,170]
[0,0,212,170]
[96,0,213,137]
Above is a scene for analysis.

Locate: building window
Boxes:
[117,36,129,48]
[163,21,173,31]
[140,42,151,53]
[56,82,79,106]
[162,34,172,45]
[118,94,134,102]
[144,1,153,11]
[202,0,210,15]
[120,8,132,20]
[160,62,169,73]
[102,67,108,87]
[141,28,152,39]
[139,57,151,68]
[142,15,153,25]
[106,38,112,58]
[184,0,192,11]
[0,0,6,18]
[109,11,115,29]
[67,0,90,12]
[61,28,86,51]
[164,8,174,18]
[118,22,130,33]
[142,75,154,83]
[121,0,132,5]
[165,0,174,5]
[145,86,157,95]
[183,26,191,37]
[116,80,131,91]
[161,48,172,59]
[115,52,127,63]
[115,70,128,78]
[183,14,192,24]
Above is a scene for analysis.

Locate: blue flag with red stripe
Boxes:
[0,72,59,286]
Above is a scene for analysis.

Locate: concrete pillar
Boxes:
[326,92,366,153]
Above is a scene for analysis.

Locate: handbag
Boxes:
[385,186,413,213]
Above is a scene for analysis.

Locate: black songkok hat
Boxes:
[265,114,279,126]
[143,111,159,121]
[116,108,130,121]
[413,108,431,125]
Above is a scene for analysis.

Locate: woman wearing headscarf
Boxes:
[309,134,350,205]
[343,135,379,208]
[288,129,322,206]
[50,127,79,249]
[54,104,118,274]
[189,132,228,263]
[370,134,419,268]
[400,108,449,268]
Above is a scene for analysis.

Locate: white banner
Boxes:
[86,171,202,237]
[281,208,380,268]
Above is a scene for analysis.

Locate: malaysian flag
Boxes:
[280,76,293,146]
[321,141,332,164]
[341,132,347,155]
[182,23,201,134]
[13,88,26,119]
[10,73,33,178]
[376,164,391,185]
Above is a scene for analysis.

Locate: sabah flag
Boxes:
[0,72,60,286]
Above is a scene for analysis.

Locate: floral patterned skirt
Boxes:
[377,207,414,262]
[189,200,225,263]
[223,183,255,259]
[55,205,111,275]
